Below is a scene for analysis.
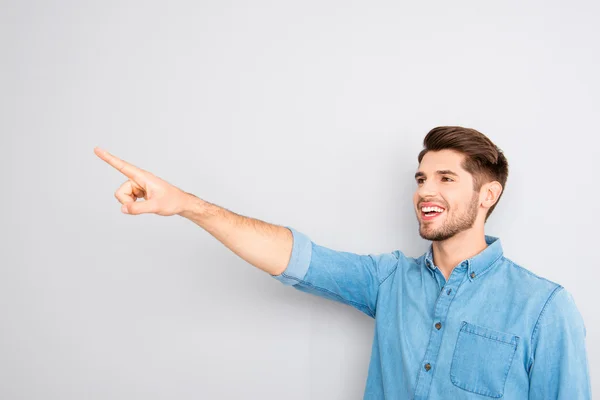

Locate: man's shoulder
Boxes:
[498,256,562,291]
[493,257,567,314]
[495,258,583,332]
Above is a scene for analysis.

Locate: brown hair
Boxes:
[417,126,509,222]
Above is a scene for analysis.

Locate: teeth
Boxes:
[422,206,444,213]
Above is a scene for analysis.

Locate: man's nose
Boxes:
[418,181,438,197]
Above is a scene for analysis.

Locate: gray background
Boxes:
[2,0,598,398]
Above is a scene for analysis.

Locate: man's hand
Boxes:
[94,147,192,216]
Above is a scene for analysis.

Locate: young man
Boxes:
[95,126,591,399]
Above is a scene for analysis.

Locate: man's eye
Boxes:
[442,177,453,182]
[416,179,424,184]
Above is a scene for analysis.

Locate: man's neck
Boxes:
[432,228,488,281]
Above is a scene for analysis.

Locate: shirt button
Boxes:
[424,363,431,371]
[446,288,452,295]
[470,272,476,278]
[435,322,442,330]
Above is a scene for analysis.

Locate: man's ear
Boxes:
[481,181,503,208]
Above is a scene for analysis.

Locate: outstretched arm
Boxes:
[95,146,398,317]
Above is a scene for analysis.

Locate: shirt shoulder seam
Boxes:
[378,254,400,287]
[528,285,564,369]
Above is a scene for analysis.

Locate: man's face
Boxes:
[412,149,482,241]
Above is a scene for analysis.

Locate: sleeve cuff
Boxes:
[270,226,312,286]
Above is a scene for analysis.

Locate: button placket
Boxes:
[413,266,467,399]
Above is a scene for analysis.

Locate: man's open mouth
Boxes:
[421,207,445,220]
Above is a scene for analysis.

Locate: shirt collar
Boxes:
[424,235,504,282]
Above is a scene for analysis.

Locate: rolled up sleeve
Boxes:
[528,286,592,399]
[270,226,399,318]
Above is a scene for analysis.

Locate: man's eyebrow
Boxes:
[414,170,460,179]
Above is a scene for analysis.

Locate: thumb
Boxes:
[121,201,155,215]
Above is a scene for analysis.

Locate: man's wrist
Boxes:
[177,192,208,219]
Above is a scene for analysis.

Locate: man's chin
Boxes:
[419,228,452,242]
[419,229,435,241]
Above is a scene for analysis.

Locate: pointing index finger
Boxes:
[94,147,145,181]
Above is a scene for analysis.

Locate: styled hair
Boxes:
[417,126,509,222]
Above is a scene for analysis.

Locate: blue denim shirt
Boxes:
[271,227,592,399]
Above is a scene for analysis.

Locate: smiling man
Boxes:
[270,128,591,399]
[96,126,591,400]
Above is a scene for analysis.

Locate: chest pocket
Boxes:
[450,321,520,398]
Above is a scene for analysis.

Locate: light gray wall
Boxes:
[2,0,598,398]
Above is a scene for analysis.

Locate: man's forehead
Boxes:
[417,150,466,173]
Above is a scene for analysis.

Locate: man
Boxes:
[95,126,591,399]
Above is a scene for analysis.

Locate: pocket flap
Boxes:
[460,321,520,346]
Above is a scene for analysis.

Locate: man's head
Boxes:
[412,126,508,241]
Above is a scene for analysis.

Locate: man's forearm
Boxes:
[177,193,293,276]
